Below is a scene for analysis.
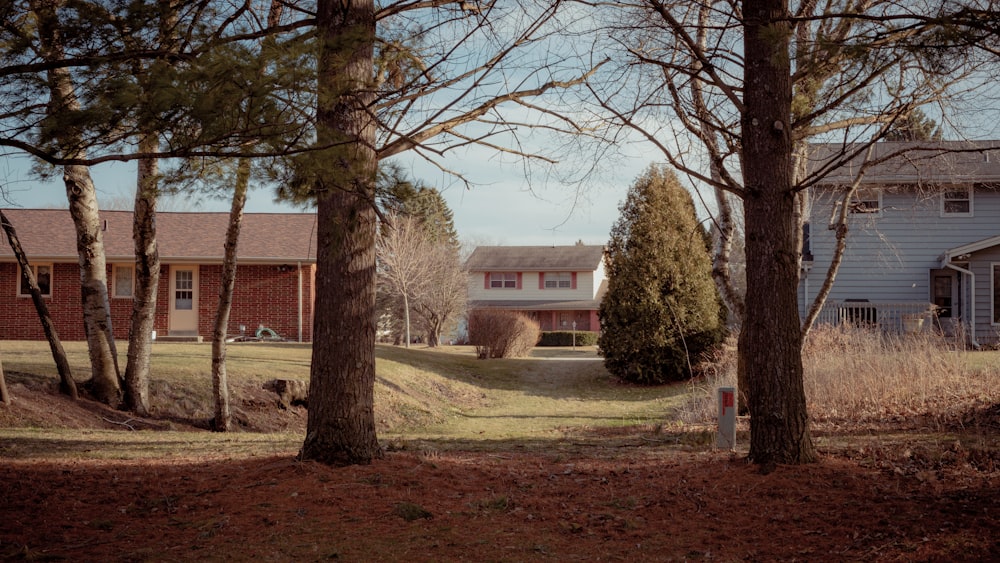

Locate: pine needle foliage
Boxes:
[599,164,726,384]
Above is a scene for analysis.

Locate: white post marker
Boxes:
[717,387,737,450]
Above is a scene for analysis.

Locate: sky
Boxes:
[0,143,664,249]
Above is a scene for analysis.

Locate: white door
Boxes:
[169,267,199,335]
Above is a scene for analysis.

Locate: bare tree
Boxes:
[583,0,994,465]
[412,241,467,347]
[376,214,434,348]
[377,213,466,347]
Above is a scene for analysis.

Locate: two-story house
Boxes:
[465,245,607,332]
[801,140,1000,345]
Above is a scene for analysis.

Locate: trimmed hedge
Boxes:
[538,331,599,347]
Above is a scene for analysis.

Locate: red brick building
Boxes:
[0,209,317,342]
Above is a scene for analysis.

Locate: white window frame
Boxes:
[112,264,135,298]
[18,263,53,297]
[941,185,973,217]
[489,272,517,289]
[848,187,881,215]
[544,272,572,289]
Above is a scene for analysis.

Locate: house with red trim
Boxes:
[465,245,607,332]
[0,209,317,342]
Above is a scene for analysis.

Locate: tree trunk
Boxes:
[123,135,160,415]
[0,353,8,406]
[32,0,120,406]
[403,294,411,348]
[211,159,250,432]
[741,0,816,466]
[66,166,122,405]
[300,0,382,466]
[0,210,77,399]
[426,316,440,347]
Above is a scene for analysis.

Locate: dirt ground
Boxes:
[2,381,1000,561]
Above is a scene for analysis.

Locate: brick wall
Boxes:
[0,262,315,342]
[198,263,314,341]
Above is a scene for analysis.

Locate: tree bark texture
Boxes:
[300,0,382,465]
[211,159,251,432]
[124,135,161,416]
[741,0,816,465]
[32,0,121,406]
[0,210,77,399]
[66,167,122,405]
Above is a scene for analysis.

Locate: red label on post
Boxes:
[722,390,734,409]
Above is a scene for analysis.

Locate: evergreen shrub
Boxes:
[537,331,599,347]
[598,165,727,384]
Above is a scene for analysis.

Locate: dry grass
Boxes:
[679,325,1000,429]
[802,325,998,424]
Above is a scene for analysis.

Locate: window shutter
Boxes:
[571,272,577,289]
[484,272,490,289]
[516,272,523,289]
[538,273,545,289]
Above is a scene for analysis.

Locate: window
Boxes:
[941,186,972,216]
[544,272,572,289]
[489,272,517,289]
[175,270,194,310]
[849,188,880,214]
[113,264,134,298]
[19,264,52,297]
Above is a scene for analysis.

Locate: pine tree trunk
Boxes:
[741,0,815,466]
[212,159,250,432]
[124,135,160,415]
[32,0,120,406]
[0,210,77,399]
[300,0,382,466]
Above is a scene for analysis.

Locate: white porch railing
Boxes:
[810,301,938,334]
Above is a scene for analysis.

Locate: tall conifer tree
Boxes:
[599,164,725,384]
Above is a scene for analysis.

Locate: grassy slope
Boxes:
[0,342,688,458]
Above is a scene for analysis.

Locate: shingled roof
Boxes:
[809,140,1000,186]
[464,245,605,271]
[0,209,317,263]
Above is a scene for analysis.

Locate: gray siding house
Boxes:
[801,140,1000,345]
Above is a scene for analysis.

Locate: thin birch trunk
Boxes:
[1,210,78,399]
[123,133,160,415]
[209,0,284,431]
[211,159,250,432]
